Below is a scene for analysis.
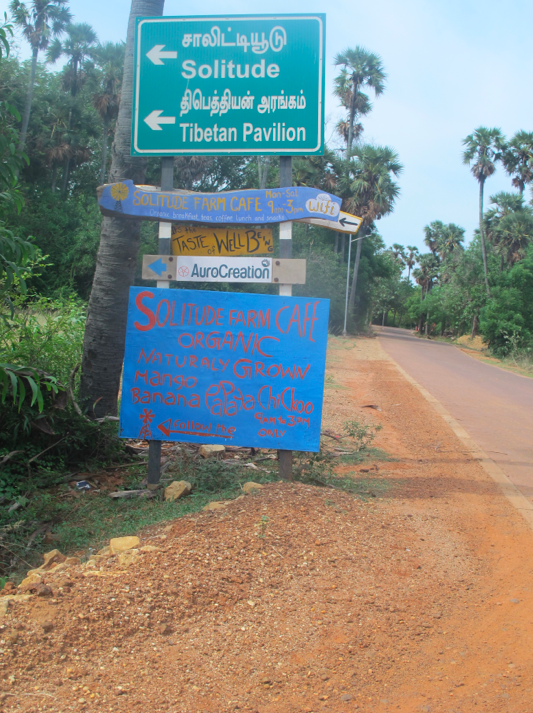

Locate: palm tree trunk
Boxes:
[478,179,490,296]
[334,234,338,254]
[18,47,39,154]
[341,234,345,260]
[348,234,363,310]
[79,0,165,418]
[347,79,358,157]
[51,164,57,192]
[99,114,110,185]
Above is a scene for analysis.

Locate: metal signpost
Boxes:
[342,234,365,337]
[131,15,325,156]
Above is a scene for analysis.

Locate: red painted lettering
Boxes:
[134,291,155,331]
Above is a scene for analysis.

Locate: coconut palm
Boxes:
[93,42,124,185]
[334,47,386,156]
[405,245,419,281]
[462,126,505,295]
[80,0,164,418]
[46,22,98,195]
[339,145,403,309]
[9,0,71,154]
[501,131,533,195]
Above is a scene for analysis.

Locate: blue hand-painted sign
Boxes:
[119,287,329,452]
[97,180,342,225]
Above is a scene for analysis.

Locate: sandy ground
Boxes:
[1,336,533,712]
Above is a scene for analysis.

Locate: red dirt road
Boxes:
[377,326,533,504]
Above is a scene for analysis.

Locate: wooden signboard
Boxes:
[142,255,306,284]
[297,211,362,234]
[172,225,273,256]
[97,181,342,225]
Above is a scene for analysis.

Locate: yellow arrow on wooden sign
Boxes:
[171,225,274,257]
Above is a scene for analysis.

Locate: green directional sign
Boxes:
[132,15,325,156]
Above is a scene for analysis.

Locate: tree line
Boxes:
[369,128,533,358]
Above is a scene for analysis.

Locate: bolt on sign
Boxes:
[120,288,329,451]
[132,14,325,156]
[172,225,273,256]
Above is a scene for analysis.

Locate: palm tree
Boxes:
[424,220,445,256]
[440,223,465,257]
[47,22,98,196]
[334,47,386,156]
[93,42,124,185]
[9,0,71,154]
[484,192,533,268]
[340,145,403,309]
[405,245,419,281]
[462,126,505,295]
[424,221,464,259]
[495,212,533,266]
[501,131,533,194]
[390,243,406,267]
[80,0,164,418]
[334,85,371,146]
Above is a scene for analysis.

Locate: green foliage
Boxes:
[480,250,533,355]
[343,418,382,451]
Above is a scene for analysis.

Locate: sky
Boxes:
[3,0,533,253]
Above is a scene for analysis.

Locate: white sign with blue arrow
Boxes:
[142,254,177,281]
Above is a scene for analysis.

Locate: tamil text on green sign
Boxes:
[132,14,325,156]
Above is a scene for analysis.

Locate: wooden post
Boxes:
[147,156,174,487]
[278,156,293,481]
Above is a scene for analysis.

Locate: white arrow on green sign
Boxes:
[132,14,325,156]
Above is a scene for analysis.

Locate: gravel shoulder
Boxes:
[1,336,532,713]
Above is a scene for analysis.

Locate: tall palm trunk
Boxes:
[478,178,490,296]
[99,113,110,185]
[79,0,165,417]
[18,47,39,154]
[347,79,358,156]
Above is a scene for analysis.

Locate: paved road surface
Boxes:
[377,326,533,502]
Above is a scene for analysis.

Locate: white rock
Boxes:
[198,444,225,458]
